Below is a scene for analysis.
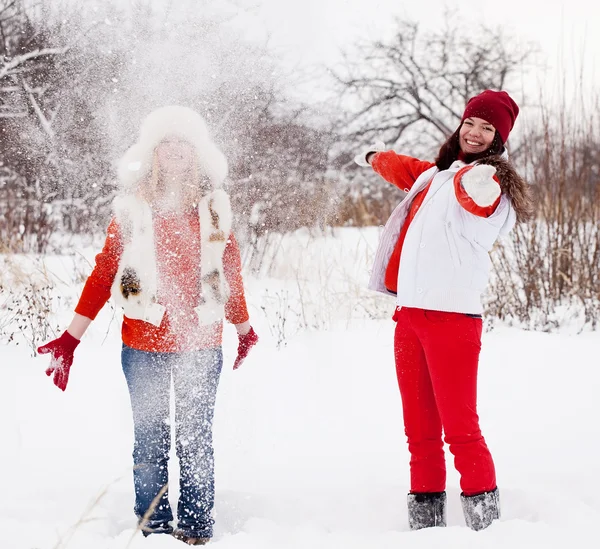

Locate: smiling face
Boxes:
[459,116,496,155]
[145,137,199,211]
[155,136,196,176]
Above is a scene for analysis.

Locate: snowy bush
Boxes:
[486,105,600,331]
[0,254,62,355]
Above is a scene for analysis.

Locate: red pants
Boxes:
[393,307,496,496]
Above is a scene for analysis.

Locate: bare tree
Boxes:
[334,15,536,158]
[226,93,335,232]
[0,0,68,251]
[487,103,600,330]
[324,14,538,229]
[0,1,123,251]
[0,0,337,253]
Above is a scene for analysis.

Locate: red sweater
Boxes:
[75,210,249,353]
[371,152,500,294]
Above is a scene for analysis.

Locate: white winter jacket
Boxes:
[368,160,516,314]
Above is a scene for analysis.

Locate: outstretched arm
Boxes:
[38,218,123,391]
[222,233,258,369]
[370,151,435,192]
[74,218,123,320]
[66,313,92,339]
[355,142,435,192]
[223,233,250,326]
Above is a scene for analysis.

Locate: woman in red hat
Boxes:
[37,106,259,546]
[355,90,533,531]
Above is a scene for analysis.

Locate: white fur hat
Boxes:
[117,105,228,190]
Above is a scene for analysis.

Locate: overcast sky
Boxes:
[233,0,598,106]
[115,0,598,105]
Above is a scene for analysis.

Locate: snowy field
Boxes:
[1,228,599,549]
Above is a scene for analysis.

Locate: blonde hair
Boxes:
[137,146,206,209]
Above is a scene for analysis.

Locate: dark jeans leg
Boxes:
[121,344,174,533]
[172,347,223,539]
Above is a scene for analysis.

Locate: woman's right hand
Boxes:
[354,141,386,167]
[233,326,259,370]
[37,331,81,391]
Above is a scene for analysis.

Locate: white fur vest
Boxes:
[109,189,233,327]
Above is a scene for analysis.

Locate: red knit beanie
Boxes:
[461,90,519,144]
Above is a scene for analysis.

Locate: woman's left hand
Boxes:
[233,326,259,370]
[459,164,501,207]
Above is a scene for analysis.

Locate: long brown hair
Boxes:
[435,123,504,171]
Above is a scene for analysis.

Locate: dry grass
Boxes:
[485,99,600,329]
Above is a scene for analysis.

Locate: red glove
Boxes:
[37,331,80,391]
[233,327,258,370]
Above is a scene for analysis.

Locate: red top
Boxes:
[371,152,500,294]
[75,210,249,353]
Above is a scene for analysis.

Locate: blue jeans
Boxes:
[121,344,223,538]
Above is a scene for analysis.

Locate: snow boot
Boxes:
[407,491,447,530]
[172,529,211,545]
[461,487,500,531]
[139,519,173,537]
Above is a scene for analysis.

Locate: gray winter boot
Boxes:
[460,487,500,531]
[407,491,447,530]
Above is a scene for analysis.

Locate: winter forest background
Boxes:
[1,0,598,350]
[0,0,600,344]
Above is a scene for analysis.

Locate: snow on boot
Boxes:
[461,487,500,531]
[172,529,210,545]
[407,491,447,530]
[140,521,174,537]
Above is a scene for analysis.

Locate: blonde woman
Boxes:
[38,106,258,545]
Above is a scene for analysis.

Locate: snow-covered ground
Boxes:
[2,228,599,548]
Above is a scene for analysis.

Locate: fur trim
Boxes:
[195,189,233,325]
[109,190,234,327]
[476,156,535,223]
[110,195,165,327]
[117,105,228,191]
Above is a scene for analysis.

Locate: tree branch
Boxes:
[0,47,66,80]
